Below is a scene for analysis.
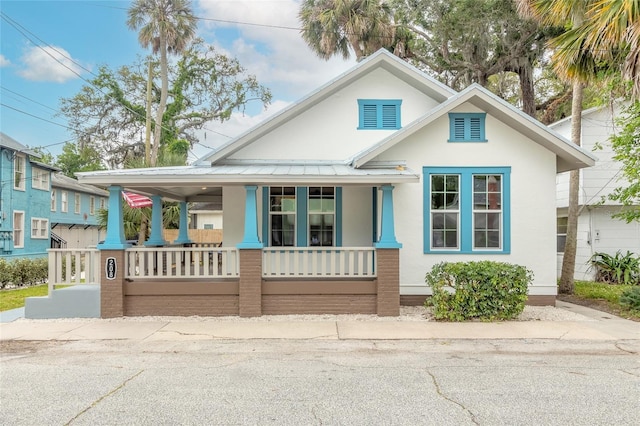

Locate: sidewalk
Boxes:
[0,301,638,344]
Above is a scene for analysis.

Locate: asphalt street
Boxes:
[1,339,639,425]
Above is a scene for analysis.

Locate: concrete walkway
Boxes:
[0,301,637,345]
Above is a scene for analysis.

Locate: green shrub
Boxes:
[0,257,48,288]
[588,251,639,285]
[620,287,640,312]
[425,261,532,321]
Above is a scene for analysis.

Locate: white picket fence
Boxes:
[47,249,101,294]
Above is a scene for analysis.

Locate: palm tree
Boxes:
[299,0,396,61]
[517,0,596,295]
[127,0,197,167]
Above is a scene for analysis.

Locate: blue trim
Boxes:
[297,186,308,246]
[238,185,263,249]
[448,113,487,142]
[261,186,269,247]
[375,185,402,249]
[423,167,510,254]
[335,187,342,247]
[357,99,402,130]
[372,187,378,244]
[173,201,191,244]
[145,195,166,246]
[97,186,131,250]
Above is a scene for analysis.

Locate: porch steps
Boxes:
[25,285,100,319]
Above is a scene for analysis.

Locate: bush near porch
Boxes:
[425,261,532,321]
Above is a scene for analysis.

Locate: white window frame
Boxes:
[13,211,25,248]
[31,218,49,239]
[89,196,95,215]
[51,188,57,211]
[74,193,81,214]
[99,198,106,210]
[14,154,26,190]
[32,167,50,191]
[61,191,68,213]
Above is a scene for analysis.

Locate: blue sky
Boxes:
[1,0,356,162]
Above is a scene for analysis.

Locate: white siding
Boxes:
[229,68,441,162]
[375,103,559,296]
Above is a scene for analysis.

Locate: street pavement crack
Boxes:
[615,342,638,354]
[64,369,144,425]
[427,369,479,425]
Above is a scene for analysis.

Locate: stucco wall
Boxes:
[375,103,559,296]
[229,68,441,162]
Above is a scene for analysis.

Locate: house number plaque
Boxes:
[105,257,117,280]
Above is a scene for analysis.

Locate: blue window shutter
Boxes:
[336,187,342,247]
[296,186,308,247]
[448,113,487,142]
[358,99,401,129]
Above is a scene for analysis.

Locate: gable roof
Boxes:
[0,132,37,156]
[196,49,456,165]
[52,173,108,197]
[351,84,597,173]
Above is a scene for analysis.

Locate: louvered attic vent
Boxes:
[358,99,402,130]
[448,113,487,142]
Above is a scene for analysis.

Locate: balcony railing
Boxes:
[47,249,101,294]
[124,246,239,279]
[262,247,376,277]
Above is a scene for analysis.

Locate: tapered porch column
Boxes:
[375,185,402,249]
[97,186,130,249]
[173,201,191,244]
[237,185,263,317]
[145,195,166,246]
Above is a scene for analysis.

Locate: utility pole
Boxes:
[144,59,152,166]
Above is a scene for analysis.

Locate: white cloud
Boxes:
[0,54,10,67]
[196,0,356,102]
[18,45,85,82]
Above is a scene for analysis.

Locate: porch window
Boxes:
[424,167,510,254]
[269,186,296,246]
[13,211,24,248]
[308,187,335,246]
[358,99,401,129]
[14,154,25,190]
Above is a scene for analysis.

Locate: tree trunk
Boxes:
[151,36,169,167]
[517,62,536,117]
[138,215,148,246]
[558,80,583,295]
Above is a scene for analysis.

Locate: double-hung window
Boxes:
[269,186,296,247]
[13,211,24,248]
[424,167,510,254]
[358,99,401,129]
[51,189,57,211]
[308,187,335,246]
[14,155,25,190]
[61,191,68,213]
[74,193,81,214]
[89,196,95,215]
[32,167,49,190]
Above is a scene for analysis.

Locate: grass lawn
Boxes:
[560,280,640,321]
[0,284,51,312]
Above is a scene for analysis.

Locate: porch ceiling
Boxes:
[76,163,419,202]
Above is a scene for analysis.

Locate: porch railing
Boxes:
[124,246,239,279]
[262,247,376,277]
[48,248,101,294]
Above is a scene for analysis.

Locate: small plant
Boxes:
[620,287,640,312]
[588,251,639,285]
[425,261,532,321]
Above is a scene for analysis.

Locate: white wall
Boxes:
[194,211,223,229]
[230,68,441,162]
[55,227,104,249]
[375,103,559,296]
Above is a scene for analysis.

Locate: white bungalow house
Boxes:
[553,103,640,280]
[71,49,595,318]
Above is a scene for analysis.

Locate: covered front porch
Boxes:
[74,162,417,318]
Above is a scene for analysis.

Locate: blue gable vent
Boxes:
[358,99,401,130]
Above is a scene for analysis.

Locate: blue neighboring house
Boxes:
[0,132,59,259]
[50,172,108,249]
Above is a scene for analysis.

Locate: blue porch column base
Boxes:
[98,185,131,250]
[173,201,192,244]
[237,185,263,249]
